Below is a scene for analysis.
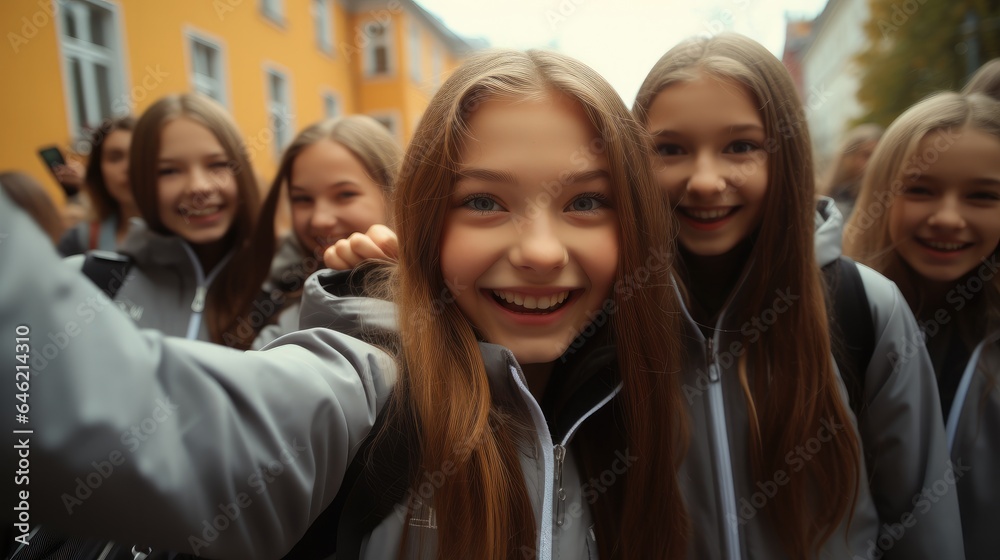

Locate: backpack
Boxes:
[822,256,876,418]
[81,251,133,299]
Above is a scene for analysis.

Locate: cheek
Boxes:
[655,168,685,202]
[886,202,910,244]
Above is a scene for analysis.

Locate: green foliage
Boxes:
[854,0,1000,127]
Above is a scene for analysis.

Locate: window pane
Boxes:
[64,10,78,39]
[94,62,112,121]
[70,57,87,129]
[375,46,388,74]
[87,6,109,47]
[324,95,337,118]
[270,73,285,103]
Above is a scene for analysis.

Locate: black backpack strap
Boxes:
[822,256,876,418]
[81,250,132,299]
[280,397,414,560]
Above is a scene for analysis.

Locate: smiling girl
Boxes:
[69,94,268,348]
[251,116,400,349]
[845,91,1000,560]
[631,34,963,559]
[2,50,688,559]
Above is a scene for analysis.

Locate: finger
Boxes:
[365,224,399,259]
[323,239,354,270]
[347,232,389,262]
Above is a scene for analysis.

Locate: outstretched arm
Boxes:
[1,191,396,559]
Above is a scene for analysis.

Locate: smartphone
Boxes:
[38,145,80,197]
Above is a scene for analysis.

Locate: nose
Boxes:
[685,153,727,198]
[188,165,217,195]
[310,199,339,230]
[927,196,966,230]
[509,215,569,275]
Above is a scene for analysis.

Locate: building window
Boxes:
[187,32,227,106]
[363,21,392,77]
[266,68,292,158]
[408,23,421,83]
[432,44,443,87]
[322,92,339,119]
[312,0,333,54]
[260,0,284,25]
[58,0,126,139]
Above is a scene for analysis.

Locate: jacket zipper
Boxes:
[509,364,556,560]
[945,338,989,452]
[179,243,231,340]
[705,336,741,560]
[553,384,623,527]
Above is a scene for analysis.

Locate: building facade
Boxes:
[0,0,479,204]
[784,0,872,172]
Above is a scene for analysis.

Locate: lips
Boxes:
[487,289,576,314]
[680,206,738,222]
[916,238,973,252]
[182,205,222,217]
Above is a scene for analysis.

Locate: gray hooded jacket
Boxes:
[673,198,965,559]
[64,218,233,341]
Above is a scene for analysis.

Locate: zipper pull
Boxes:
[191,285,207,313]
[706,338,720,382]
[554,443,567,527]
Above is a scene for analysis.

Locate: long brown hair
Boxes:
[252,115,402,286]
[818,124,884,200]
[130,94,266,349]
[634,33,862,557]
[84,115,135,223]
[383,49,689,558]
[845,92,1000,327]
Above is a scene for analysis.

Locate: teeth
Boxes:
[184,206,220,217]
[685,208,732,220]
[492,290,570,310]
[926,241,966,251]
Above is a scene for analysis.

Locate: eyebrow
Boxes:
[157,152,228,163]
[289,182,357,192]
[456,168,611,184]
[649,123,764,137]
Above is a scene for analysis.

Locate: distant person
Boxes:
[0,171,63,244]
[251,115,400,349]
[57,116,138,256]
[818,123,883,220]
[964,58,1000,99]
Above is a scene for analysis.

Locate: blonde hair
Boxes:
[381,48,689,559]
[130,93,265,348]
[634,33,862,557]
[964,58,1000,100]
[845,92,1000,320]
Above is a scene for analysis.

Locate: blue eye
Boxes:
[462,195,504,213]
[567,193,609,213]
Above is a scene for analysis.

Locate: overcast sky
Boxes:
[416,0,831,104]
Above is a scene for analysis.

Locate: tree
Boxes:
[854,0,1000,127]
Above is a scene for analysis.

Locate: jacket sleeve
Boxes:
[1,193,396,559]
[855,264,966,560]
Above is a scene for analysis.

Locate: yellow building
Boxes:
[0,0,480,205]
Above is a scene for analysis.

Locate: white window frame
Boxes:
[408,22,422,83]
[260,0,284,25]
[321,89,341,119]
[55,0,128,141]
[264,64,294,159]
[368,110,401,141]
[362,19,394,78]
[184,28,229,108]
[312,0,334,55]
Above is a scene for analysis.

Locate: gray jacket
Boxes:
[944,323,1000,560]
[676,198,965,559]
[0,193,612,559]
[64,219,232,341]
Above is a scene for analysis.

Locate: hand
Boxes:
[54,159,85,189]
[324,224,398,270]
